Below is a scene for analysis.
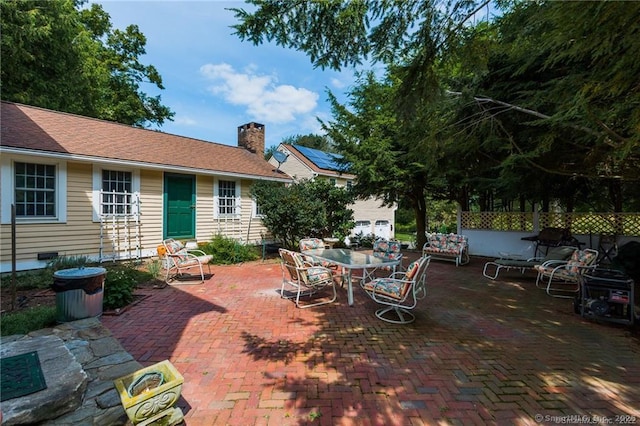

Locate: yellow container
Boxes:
[113,360,184,425]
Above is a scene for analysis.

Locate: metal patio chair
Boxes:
[279,248,337,309]
[534,248,599,298]
[361,255,431,324]
[161,238,213,284]
[482,246,576,280]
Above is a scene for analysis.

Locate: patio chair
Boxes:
[361,255,431,324]
[162,238,213,284]
[279,248,337,309]
[299,237,327,251]
[373,239,403,267]
[534,248,599,298]
[354,239,404,282]
[299,237,343,280]
[482,246,576,280]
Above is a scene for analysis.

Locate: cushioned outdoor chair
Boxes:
[162,238,213,284]
[534,248,599,298]
[482,246,577,280]
[299,238,327,251]
[361,255,431,324]
[298,237,344,280]
[279,248,337,308]
[373,239,403,267]
[352,239,404,283]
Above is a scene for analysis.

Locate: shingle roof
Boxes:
[1,101,289,181]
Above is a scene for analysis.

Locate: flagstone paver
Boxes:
[102,252,640,425]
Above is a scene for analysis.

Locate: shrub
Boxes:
[200,235,259,264]
[251,179,355,249]
[146,259,162,279]
[103,267,137,310]
[47,255,91,271]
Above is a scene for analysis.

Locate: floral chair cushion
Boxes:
[373,240,403,270]
[362,258,421,300]
[304,267,333,287]
[164,239,192,265]
[299,239,341,271]
[534,249,596,280]
[568,249,597,273]
[299,238,325,251]
[362,278,409,300]
[426,234,468,254]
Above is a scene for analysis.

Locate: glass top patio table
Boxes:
[302,248,401,306]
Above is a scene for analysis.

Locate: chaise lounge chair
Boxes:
[482,246,577,280]
[535,248,599,298]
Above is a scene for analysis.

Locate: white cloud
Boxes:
[174,116,197,126]
[199,62,318,123]
[331,78,346,89]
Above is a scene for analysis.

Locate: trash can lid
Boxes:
[54,267,106,279]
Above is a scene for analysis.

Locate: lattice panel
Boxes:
[461,212,534,232]
[461,212,640,236]
[539,213,640,236]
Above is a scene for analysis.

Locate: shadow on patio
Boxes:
[102,252,640,425]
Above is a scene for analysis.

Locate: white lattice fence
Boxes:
[461,212,640,236]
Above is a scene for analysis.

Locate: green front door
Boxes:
[164,173,196,239]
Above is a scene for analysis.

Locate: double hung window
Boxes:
[101,170,133,215]
[14,162,56,217]
[216,180,239,217]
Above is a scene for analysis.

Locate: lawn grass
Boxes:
[395,231,415,243]
[1,306,57,336]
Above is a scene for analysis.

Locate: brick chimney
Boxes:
[237,122,265,155]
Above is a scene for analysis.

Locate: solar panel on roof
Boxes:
[293,144,350,172]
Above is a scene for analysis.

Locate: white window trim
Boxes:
[213,179,241,219]
[91,165,140,222]
[251,197,264,219]
[1,155,67,224]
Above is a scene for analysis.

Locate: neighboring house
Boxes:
[268,143,396,241]
[0,101,290,272]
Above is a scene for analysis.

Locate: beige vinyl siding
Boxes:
[241,179,269,244]
[1,162,99,269]
[195,175,216,242]
[138,169,164,257]
[351,197,395,236]
[272,154,313,182]
[1,163,271,271]
[193,176,267,246]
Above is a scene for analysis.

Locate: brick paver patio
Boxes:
[102,252,640,425]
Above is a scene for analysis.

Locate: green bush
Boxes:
[200,235,259,264]
[146,259,162,279]
[1,269,53,291]
[47,255,90,271]
[103,267,137,310]
[251,179,355,249]
[1,306,57,336]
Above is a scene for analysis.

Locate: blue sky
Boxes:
[95,1,360,150]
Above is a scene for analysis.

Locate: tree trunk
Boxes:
[413,190,428,250]
[608,179,624,235]
[609,179,623,213]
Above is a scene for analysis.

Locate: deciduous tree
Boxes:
[1,0,173,127]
